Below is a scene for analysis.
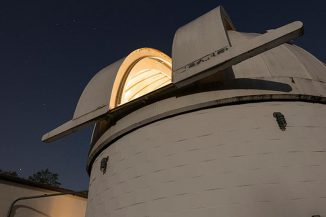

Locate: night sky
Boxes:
[0,0,325,191]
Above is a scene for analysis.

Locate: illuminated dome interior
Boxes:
[119,56,171,105]
[110,48,172,109]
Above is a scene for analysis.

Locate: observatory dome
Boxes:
[42,5,326,217]
[41,6,326,144]
[83,10,326,217]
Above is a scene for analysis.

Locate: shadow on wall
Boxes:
[10,205,52,217]
[179,67,293,95]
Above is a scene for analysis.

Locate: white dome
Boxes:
[42,6,326,145]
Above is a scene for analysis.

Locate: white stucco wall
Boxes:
[0,180,87,217]
[87,101,326,217]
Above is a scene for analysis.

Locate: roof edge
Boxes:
[0,174,88,198]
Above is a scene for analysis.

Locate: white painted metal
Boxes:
[172,21,303,87]
[172,6,234,72]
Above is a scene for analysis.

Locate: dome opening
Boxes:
[119,56,171,105]
[110,48,172,109]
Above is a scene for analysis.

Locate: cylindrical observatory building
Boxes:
[43,6,326,217]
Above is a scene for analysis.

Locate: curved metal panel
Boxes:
[172,20,303,87]
[172,6,235,74]
[73,59,125,119]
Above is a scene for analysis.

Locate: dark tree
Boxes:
[0,169,18,177]
[28,169,61,186]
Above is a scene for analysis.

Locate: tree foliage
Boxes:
[0,169,18,177]
[28,169,61,187]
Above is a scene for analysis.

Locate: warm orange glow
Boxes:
[110,48,172,109]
